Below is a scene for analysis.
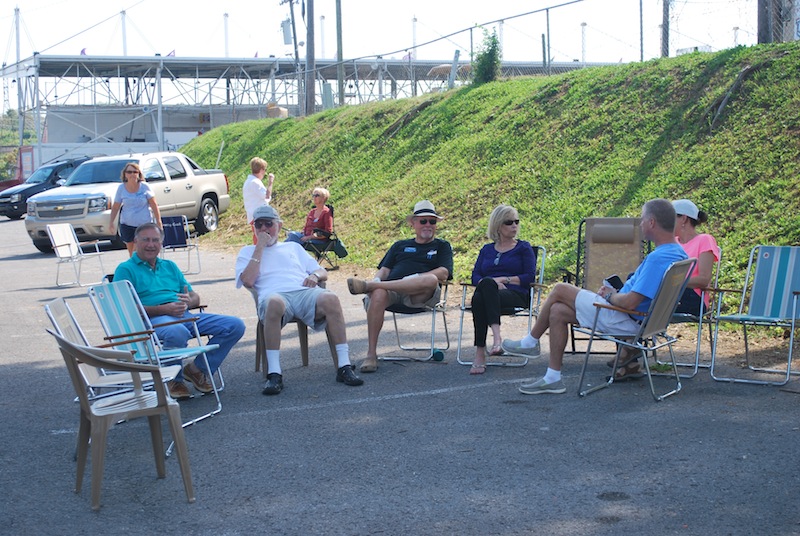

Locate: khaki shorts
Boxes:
[363,276,442,311]
[257,287,330,331]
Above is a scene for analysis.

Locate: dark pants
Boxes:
[471,278,527,347]
[675,287,703,315]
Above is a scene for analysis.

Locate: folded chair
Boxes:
[380,281,450,362]
[575,258,696,401]
[87,280,223,434]
[563,217,650,354]
[249,288,338,378]
[663,246,722,378]
[456,246,547,367]
[49,330,194,511]
[161,215,201,274]
[47,223,105,287]
[45,297,181,401]
[303,204,347,271]
[710,245,800,386]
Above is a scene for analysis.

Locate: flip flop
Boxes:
[489,344,504,356]
[358,360,378,373]
[470,364,486,375]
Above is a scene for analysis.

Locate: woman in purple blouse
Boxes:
[469,204,537,374]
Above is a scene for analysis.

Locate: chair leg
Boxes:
[166,402,196,503]
[297,323,309,366]
[74,412,91,493]
[255,319,265,374]
[89,417,113,511]
[147,415,166,479]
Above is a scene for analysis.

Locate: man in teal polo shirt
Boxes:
[114,222,245,400]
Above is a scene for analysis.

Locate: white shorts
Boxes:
[574,289,641,335]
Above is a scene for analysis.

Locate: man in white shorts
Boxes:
[502,198,687,394]
[236,205,363,395]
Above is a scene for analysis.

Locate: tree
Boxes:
[473,30,502,86]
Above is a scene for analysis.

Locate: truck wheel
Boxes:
[195,198,219,234]
[7,212,24,220]
[33,240,53,253]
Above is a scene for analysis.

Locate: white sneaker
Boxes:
[501,338,541,358]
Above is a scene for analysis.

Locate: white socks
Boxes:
[543,368,561,383]
[335,343,351,368]
[266,350,281,375]
[521,334,539,348]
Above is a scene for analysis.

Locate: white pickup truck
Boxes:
[25,152,231,252]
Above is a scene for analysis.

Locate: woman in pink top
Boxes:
[672,199,719,315]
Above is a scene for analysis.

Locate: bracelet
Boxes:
[249,257,260,264]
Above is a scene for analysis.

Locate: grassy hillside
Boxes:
[183,42,800,286]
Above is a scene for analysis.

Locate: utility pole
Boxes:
[286,0,303,115]
[757,0,773,43]
[639,0,644,61]
[305,0,315,116]
[661,0,670,57]
[335,0,344,107]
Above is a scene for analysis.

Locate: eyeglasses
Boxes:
[417,218,437,225]
[503,219,520,226]
[124,169,138,174]
[254,219,276,229]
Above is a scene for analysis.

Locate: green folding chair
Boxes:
[87,280,223,432]
[710,245,800,386]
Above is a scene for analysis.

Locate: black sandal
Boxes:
[607,362,644,382]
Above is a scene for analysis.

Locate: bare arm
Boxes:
[687,250,714,289]
[109,202,122,233]
[148,197,163,230]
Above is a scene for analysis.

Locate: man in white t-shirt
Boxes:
[235,204,363,395]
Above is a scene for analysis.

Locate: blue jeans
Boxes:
[151,312,246,378]
[286,231,327,249]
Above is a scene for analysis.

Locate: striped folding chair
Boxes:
[710,245,800,386]
[87,280,223,432]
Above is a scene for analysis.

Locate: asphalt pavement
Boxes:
[1,217,798,536]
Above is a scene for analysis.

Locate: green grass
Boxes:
[183,42,800,297]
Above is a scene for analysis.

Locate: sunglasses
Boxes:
[417,218,437,225]
[124,169,138,174]
[503,219,520,226]
[312,193,322,197]
[254,219,276,229]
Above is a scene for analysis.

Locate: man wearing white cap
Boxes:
[236,204,363,395]
[347,200,453,373]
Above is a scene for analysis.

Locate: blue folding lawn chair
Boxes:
[87,280,223,432]
[710,245,800,386]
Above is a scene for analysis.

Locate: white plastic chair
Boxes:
[46,223,105,287]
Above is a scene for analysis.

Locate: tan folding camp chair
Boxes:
[563,217,649,354]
